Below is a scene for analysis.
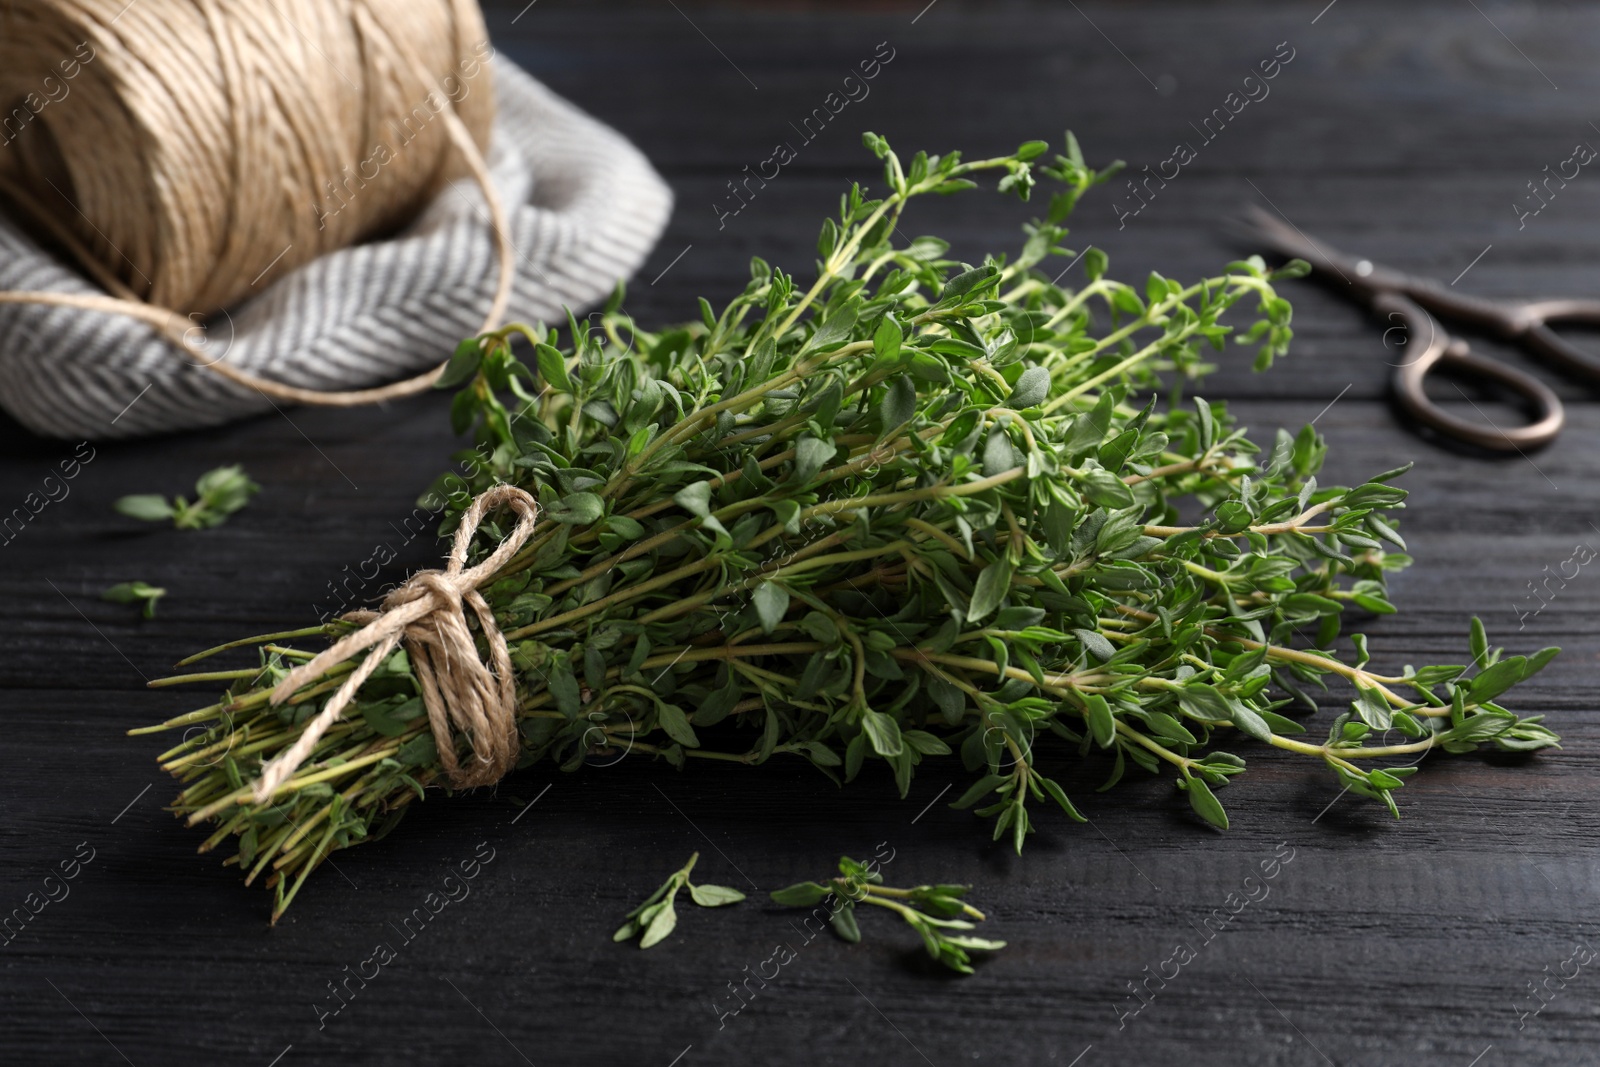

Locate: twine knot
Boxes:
[252,484,539,803]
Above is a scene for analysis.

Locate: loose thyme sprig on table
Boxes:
[114,463,259,529]
[773,856,1005,974]
[103,581,166,619]
[135,131,1560,921]
[614,852,745,949]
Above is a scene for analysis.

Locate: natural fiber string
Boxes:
[252,484,538,802]
[0,0,516,406]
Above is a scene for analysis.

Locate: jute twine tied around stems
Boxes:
[252,485,538,803]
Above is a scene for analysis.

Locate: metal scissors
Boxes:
[1235,205,1600,452]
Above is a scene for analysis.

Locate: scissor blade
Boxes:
[1227,203,1362,281]
[1224,204,1307,257]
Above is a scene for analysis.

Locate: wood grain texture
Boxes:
[3,3,1598,1065]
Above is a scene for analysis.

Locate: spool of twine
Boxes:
[0,0,515,405]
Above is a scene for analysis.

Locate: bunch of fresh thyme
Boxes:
[135,132,1559,921]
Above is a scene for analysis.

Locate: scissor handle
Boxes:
[1404,288,1600,385]
[1379,292,1564,452]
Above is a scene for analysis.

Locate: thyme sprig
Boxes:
[614,851,745,949]
[103,580,166,619]
[136,132,1560,921]
[773,856,1004,974]
[115,463,259,529]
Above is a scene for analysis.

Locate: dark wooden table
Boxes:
[5,2,1599,1064]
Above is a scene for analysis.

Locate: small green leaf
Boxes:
[771,881,830,907]
[873,314,903,364]
[434,338,484,389]
[829,901,861,942]
[799,611,840,645]
[548,669,582,718]
[968,558,1014,623]
[1083,247,1108,281]
[547,492,605,526]
[811,303,858,348]
[607,515,646,539]
[940,265,998,303]
[1074,628,1116,663]
[1176,683,1232,722]
[656,703,700,748]
[360,698,416,738]
[950,774,1007,810]
[1194,398,1216,451]
[535,343,574,393]
[639,899,678,948]
[689,883,746,907]
[1083,694,1116,748]
[1062,392,1116,455]
[880,375,917,436]
[674,481,714,518]
[1469,657,1526,703]
[1038,776,1085,821]
[1007,365,1051,409]
[982,429,1018,476]
[1230,704,1274,744]
[794,741,842,767]
[396,732,438,767]
[752,582,791,634]
[1080,468,1134,508]
[902,730,952,756]
[114,495,176,522]
[102,581,152,603]
[794,436,837,482]
[861,709,903,757]
[1185,777,1229,829]
[1525,646,1561,678]
[693,675,741,727]
[193,465,259,518]
[1469,617,1489,667]
[102,581,167,619]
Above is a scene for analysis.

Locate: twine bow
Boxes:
[252,484,539,803]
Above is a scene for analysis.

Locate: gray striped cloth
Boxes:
[0,59,673,440]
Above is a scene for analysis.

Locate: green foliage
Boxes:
[142,133,1559,919]
[772,856,1005,975]
[103,580,166,619]
[613,852,745,949]
[115,464,259,529]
